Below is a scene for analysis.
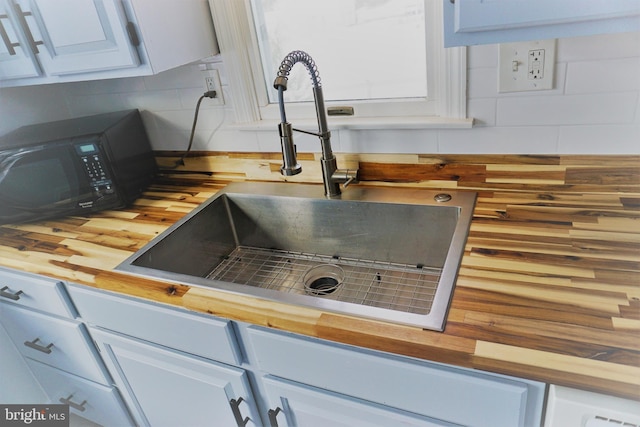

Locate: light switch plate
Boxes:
[498,39,556,93]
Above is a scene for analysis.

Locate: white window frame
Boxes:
[208,0,471,129]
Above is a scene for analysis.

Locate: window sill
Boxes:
[230,116,474,131]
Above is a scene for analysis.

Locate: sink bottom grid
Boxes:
[206,246,442,315]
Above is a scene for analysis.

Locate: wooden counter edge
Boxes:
[473,341,640,401]
[90,272,640,402]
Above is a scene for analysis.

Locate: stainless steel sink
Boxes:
[116,182,476,331]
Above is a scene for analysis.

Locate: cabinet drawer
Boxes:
[262,375,460,427]
[67,284,241,365]
[0,267,75,318]
[0,303,110,384]
[26,358,134,427]
[248,327,545,427]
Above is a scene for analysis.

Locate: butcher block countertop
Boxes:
[0,153,638,400]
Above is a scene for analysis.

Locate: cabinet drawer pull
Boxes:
[59,395,87,412]
[24,338,54,354]
[0,15,19,55]
[268,407,282,427]
[13,4,43,53]
[229,397,249,427]
[0,286,24,301]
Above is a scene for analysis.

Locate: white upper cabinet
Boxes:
[444,0,640,47]
[0,0,41,79]
[23,0,140,76]
[0,0,218,86]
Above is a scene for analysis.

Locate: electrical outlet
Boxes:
[498,39,556,93]
[205,77,216,92]
[202,69,224,105]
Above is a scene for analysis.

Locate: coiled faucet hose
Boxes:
[275,50,322,89]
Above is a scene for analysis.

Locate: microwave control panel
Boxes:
[74,142,115,195]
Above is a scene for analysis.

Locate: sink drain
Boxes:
[303,264,344,296]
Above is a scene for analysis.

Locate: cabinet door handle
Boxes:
[24,338,54,354]
[268,407,282,427]
[229,397,250,427]
[13,4,43,53]
[0,14,19,55]
[59,395,87,412]
[0,285,24,301]
[125,21,140,46]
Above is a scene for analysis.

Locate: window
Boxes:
[252,0,427,103]
[208,0,469,127]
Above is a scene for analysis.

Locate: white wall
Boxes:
[1,31,638,154]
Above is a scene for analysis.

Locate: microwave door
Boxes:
[0,146,91,223]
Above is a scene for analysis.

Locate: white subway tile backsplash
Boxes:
[338,129,438,154]
[66,93,128,116]
[468,44,498,69]
[557,32,640,62]
[210,128,259,152]
[82,76,147,95]
[149,109,199,131]
[438,127,559,154]
[1,84,66,113]
[143,64,204,91]
[467,98,496,126]
[467,67,497,99]
[558,124,640,154]
[565,58,640,94]
[120,90,183,111]
[255,129,284,152]
[195,109,227,132]
[144,127,190,151]
[497,93,638,126]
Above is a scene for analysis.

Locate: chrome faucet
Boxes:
[273,50,358,198]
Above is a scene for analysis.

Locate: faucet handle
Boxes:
[344,174,357,188]
[332,169,359,188]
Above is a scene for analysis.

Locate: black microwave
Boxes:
[0,110,157,224]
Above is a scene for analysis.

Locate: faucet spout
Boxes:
[274,50,358,198]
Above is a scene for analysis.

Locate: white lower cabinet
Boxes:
[0,267,134,426]
[261,375,460,427]
[245,326,545,427]
[67,284,546,427]
[90,328,261,427]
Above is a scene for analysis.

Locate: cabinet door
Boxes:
[444,0,640,47]
[261,375,460,427]
[92,328,262,427]
[0,0,40,79]
[13,0,139,75]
